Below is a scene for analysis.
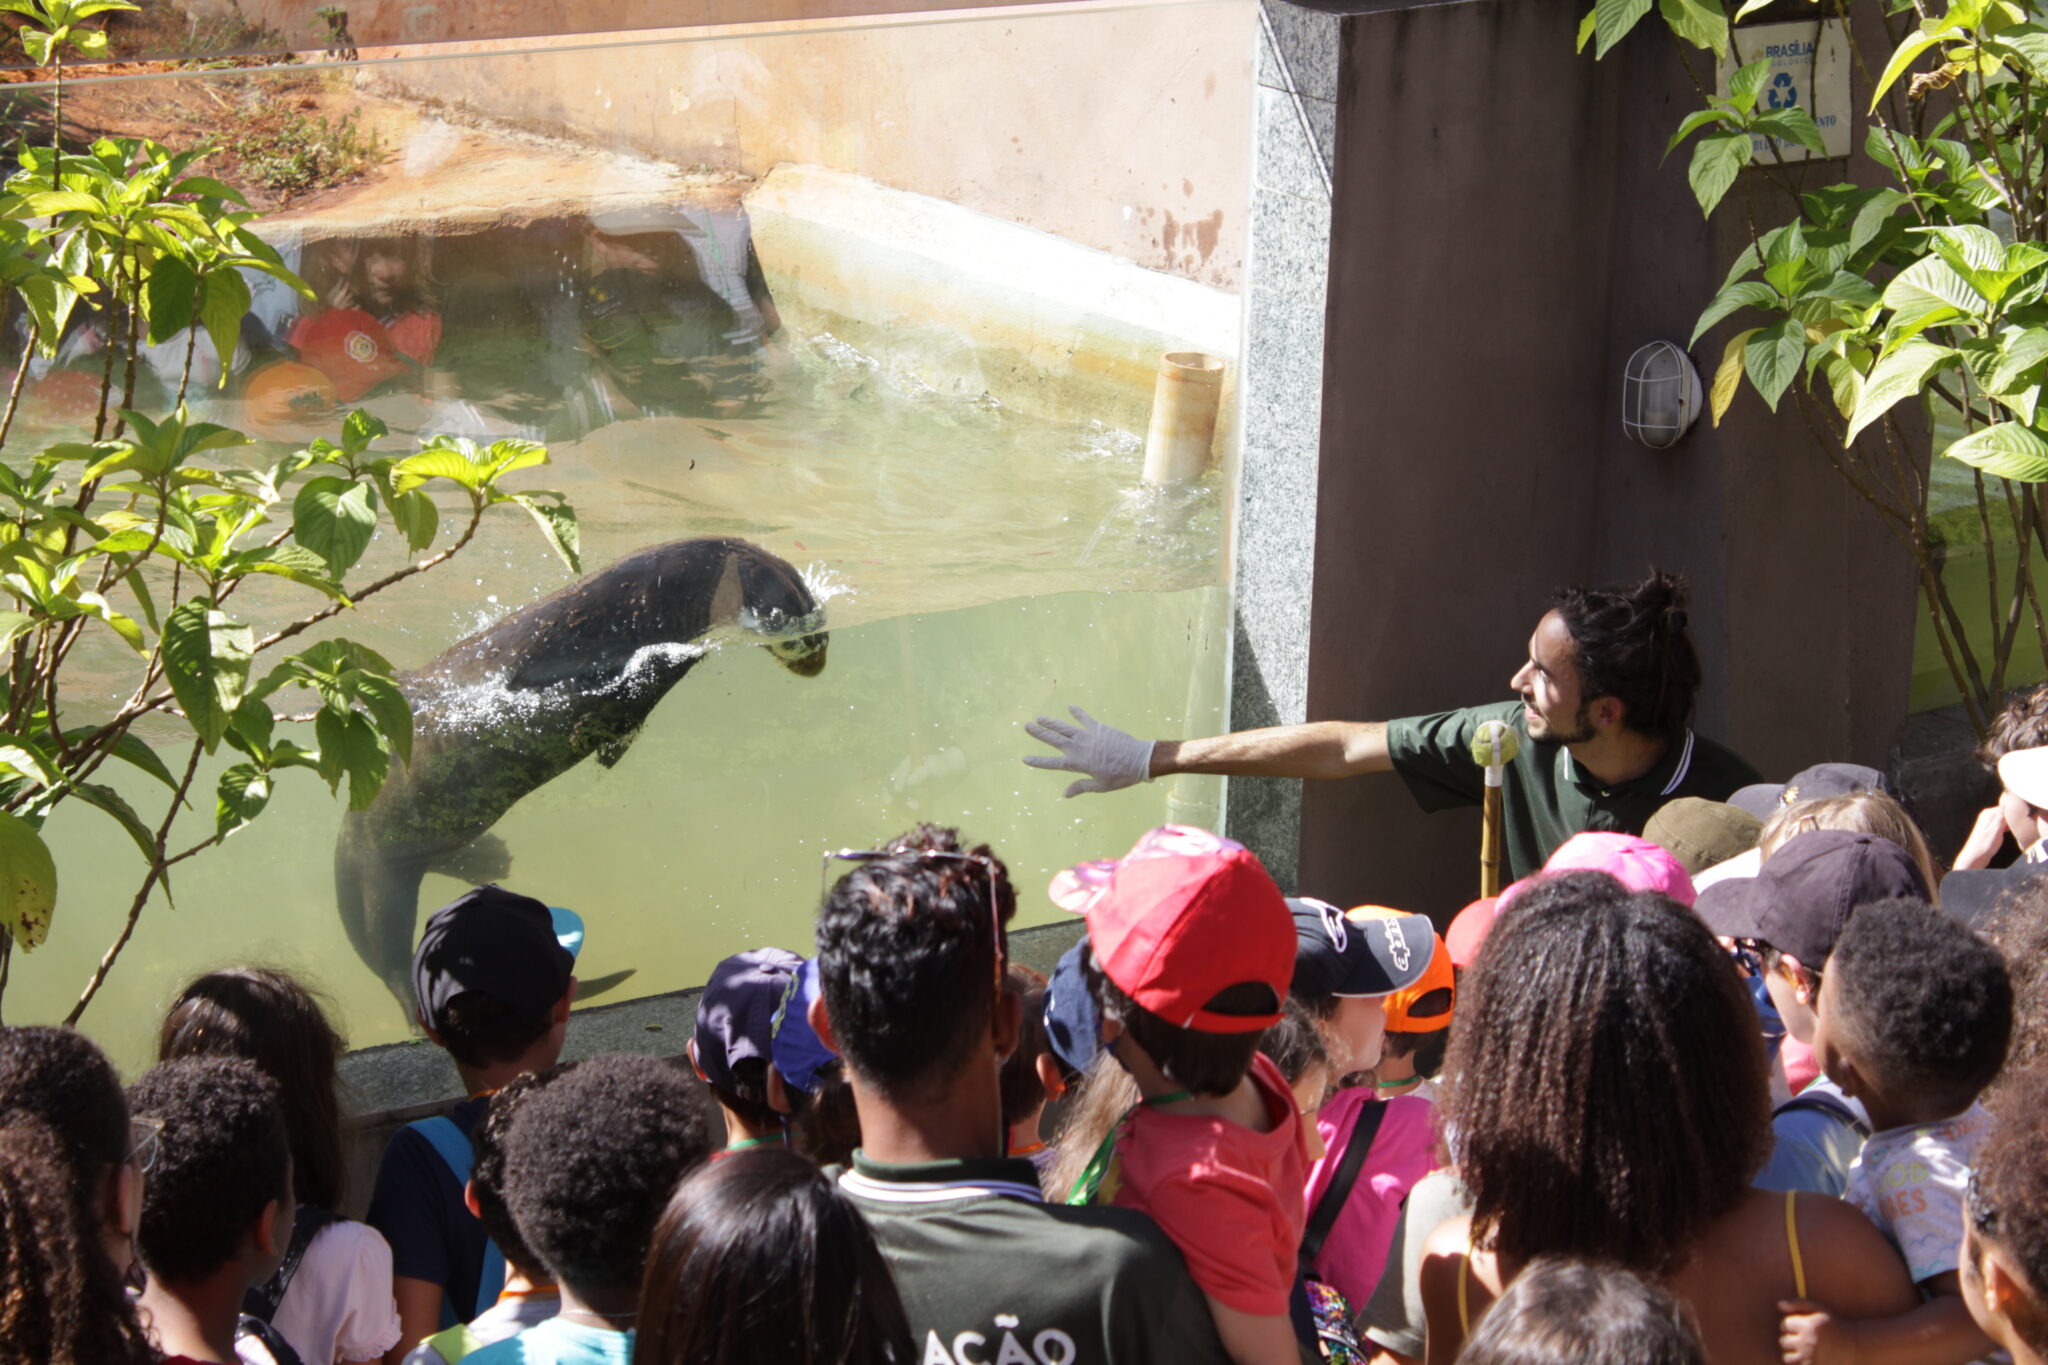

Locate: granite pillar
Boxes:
[1225,0,1343,889]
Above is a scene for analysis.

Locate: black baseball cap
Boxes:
[1289,898,1434,1000]
[694,947,802,1101]
[1728,763,1893,822]
[1695,830,1927,965]
[1940,862,2048,926]
[411,884,579,1033]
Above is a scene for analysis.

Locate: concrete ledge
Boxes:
[745,164,1242,433]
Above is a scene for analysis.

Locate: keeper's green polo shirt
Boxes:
[1385,699,1762,882]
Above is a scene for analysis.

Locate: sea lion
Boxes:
[334,537,828,1023]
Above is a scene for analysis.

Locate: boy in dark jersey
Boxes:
[812,824,1233,1365]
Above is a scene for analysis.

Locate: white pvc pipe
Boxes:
[1142,351,1225,486]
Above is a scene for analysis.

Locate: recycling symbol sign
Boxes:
[1766,70,1798,109]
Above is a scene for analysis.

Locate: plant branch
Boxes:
[251,494,484,653]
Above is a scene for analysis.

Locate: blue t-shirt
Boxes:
[365,1096,493,1320]
[463,1318,632,1365]
[1754,1077,1870,1198]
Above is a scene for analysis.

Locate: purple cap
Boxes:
[770,958,840,1094]
[694,947,802,1102]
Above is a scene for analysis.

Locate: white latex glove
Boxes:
[1023,705,1156,797]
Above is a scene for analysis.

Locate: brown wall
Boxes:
[1295,0,1920,916]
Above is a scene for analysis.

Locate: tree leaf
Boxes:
[1744,319,1806,411]
[1665,108,1733,161]
[391,447,488,494]
[1727,56,1772,113]
[341,408,387,454]
[1808,270,1883,307]
[1658,0,1728,55]
[142,254,198,346]
[350,671,412,768]
[1692,281,1782,346]
[1749,106,1827,155]
[0,811,57,951]
[1712,328,1760,426]
[1872,29,1947,111]
[1990,328,2048,395]
[1689,131,1753,217]
[1988,22,2048,78]
[291,476,378,578]
[506,493,581,574]
[1944,422,2048,482]
[1577,7,1598,51]
[162,598,252,752]
[387,489,438,555]
[196,267,251,391]
[1849,188,1910,257]
[61,725,176,790]
[1847,340,1955,444]
[1823,353,1865,419]
[315,708,388,811]
[70,782,155,863]
[1594,0,1654,56]
[1883,257,1986,334]
[216,763,270,840]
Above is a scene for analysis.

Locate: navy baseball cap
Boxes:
[695,947,802,1102]
[770,958,839,1094]
[1042,939,1102,1078]
[1289,898,1434,1000]
[1696,830,1928,965]
[411,884,580,1033]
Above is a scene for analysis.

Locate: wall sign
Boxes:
[1718,19,1852,161]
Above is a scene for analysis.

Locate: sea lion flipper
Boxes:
[574,968,638,1002]
[425,831,514,883]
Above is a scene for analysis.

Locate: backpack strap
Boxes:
[403,1117,508,1322]
[1774,1089,1871,1135]
[242,1205,343,1323]
[236,1312,307,1365]
[1300,1097,1387,1271]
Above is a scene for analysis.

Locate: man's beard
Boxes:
[1528,700,1596,746]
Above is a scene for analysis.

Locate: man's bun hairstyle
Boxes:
[1550,570,1702,741]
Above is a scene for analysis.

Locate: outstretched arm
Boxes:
[1024,708,1390,797]
[1154,721,1391,781]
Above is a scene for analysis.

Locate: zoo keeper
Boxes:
[1024,571,1761,882]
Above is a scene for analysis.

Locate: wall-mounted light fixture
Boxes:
[1622,340,1704,450]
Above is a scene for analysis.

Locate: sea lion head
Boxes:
[707,541,830,678]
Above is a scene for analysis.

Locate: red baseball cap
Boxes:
[293,308,414,402]
[1049,825,1292,1034]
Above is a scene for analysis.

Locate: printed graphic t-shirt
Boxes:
[839,1152,1232,1365]
[366,1096,493,1323]
[1846,1102,1991,1284]
[1107,1053,1309,1316]
[1303,1090,1438,1306]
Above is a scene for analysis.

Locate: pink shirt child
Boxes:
[1303,1090,1438,1306]
[1104,1053,1310,1316]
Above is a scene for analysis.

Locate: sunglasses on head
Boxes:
[822,847,1007,999]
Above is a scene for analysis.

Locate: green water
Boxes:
[8,332,1230,1073]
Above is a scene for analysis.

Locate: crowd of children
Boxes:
[5,710,2048,1365]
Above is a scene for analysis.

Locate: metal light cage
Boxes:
[1622,340,1704,450]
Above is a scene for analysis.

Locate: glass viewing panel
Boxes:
[2,2,1255,1066]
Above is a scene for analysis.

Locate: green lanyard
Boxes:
[1064,1090,1191,1206]
[728,1133,787,1152]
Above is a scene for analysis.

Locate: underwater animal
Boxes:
[334,537,828,1023]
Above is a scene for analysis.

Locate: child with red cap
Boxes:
[1053,826,1309,1365]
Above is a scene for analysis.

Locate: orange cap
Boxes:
[1350,905,1454,1031]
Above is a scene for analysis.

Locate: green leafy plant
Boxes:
[228,104,379,195]
[1587,0,2048,731]
[0,0,577,1022]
